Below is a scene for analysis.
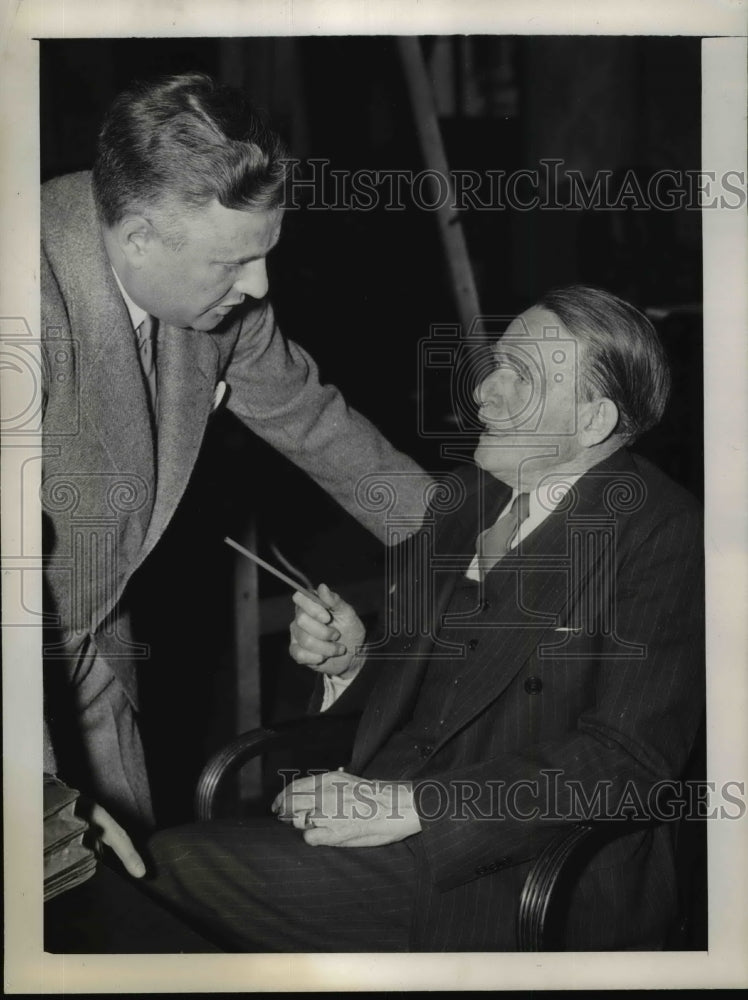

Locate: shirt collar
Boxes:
[504,471,584,520]
[111,266,148,332]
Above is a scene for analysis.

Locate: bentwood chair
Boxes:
[194,712,707,951]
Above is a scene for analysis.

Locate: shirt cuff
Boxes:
[319,655,366,711]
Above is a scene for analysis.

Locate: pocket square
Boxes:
[554,626,583,632]
[212,380,227,412]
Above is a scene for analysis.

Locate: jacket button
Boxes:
[524,676,543,694]
[482,600,491,612]
[468,638,479,651]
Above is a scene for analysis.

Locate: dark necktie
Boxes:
[135,314,158,424]
[476,492,531,580]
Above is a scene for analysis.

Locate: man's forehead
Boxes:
[504,306,567,339]
[164,198,284,252]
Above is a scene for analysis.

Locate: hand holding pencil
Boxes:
[224,536,365,678]
[289,583,366,677]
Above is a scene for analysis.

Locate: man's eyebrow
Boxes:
[491,349,532,373]
[215,232,282,265]
[215,253,262,265]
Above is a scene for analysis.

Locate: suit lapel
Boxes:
[413,467,511,661]
[351,468,510,771]
[78,223,221,574]
[70,225,156,553]
[431,509,577,750]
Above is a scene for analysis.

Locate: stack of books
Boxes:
[44,776,97,901]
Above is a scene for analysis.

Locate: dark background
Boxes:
[41,36,703,825]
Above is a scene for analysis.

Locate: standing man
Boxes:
[41,72,433,871]
[146,286,705,951]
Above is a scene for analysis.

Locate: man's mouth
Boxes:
[214,297,246,313]
[478,419,528,439]
[478,409,511,432]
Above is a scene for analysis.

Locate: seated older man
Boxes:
[144,286,704,952]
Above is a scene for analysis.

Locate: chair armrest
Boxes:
[194,713,361,821]
[516,820,658,951]
[195,726,285,821]
[517,823,597,951]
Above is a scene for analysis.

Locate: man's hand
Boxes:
[77,799,146,878]
[271,771,422,847]
[289,583,366,677]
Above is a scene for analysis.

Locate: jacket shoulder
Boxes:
[629,452,702,522]
[42,172,95,241]
[42,171,93,205]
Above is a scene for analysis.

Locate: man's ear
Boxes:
[115,216,156,269]
[580,397,619,446]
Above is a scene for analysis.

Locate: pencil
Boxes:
[224,536,323,606]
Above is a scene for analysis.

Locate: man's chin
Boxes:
[474,431,511,457]
[474,436,514,476]
[474,433,542,486]
[189,312,232,333]
[193,301,250,332]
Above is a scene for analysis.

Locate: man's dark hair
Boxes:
[92,72,288,231]
[538,285,671,441]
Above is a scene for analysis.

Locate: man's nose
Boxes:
[233,259,269,299]
[475,369,504,406]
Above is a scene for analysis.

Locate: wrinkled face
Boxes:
[123,199,284,331]
[473,306,589,487]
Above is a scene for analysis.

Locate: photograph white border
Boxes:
[2,0,746,992]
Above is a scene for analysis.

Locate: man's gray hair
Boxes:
[538,285,672,441]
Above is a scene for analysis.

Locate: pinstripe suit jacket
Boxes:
[40,172,431,754]
[332,448,704,950]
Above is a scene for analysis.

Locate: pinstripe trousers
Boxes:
[144,818,417,952]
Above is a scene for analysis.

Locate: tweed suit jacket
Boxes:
[331,448,704,950]
[40,172,432,717]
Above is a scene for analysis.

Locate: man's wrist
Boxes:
[320,653,366,711]
[336,650,366,681]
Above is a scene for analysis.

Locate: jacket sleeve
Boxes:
[223,301,434,544]
[411,501,705,891]
[40,241,70,419]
